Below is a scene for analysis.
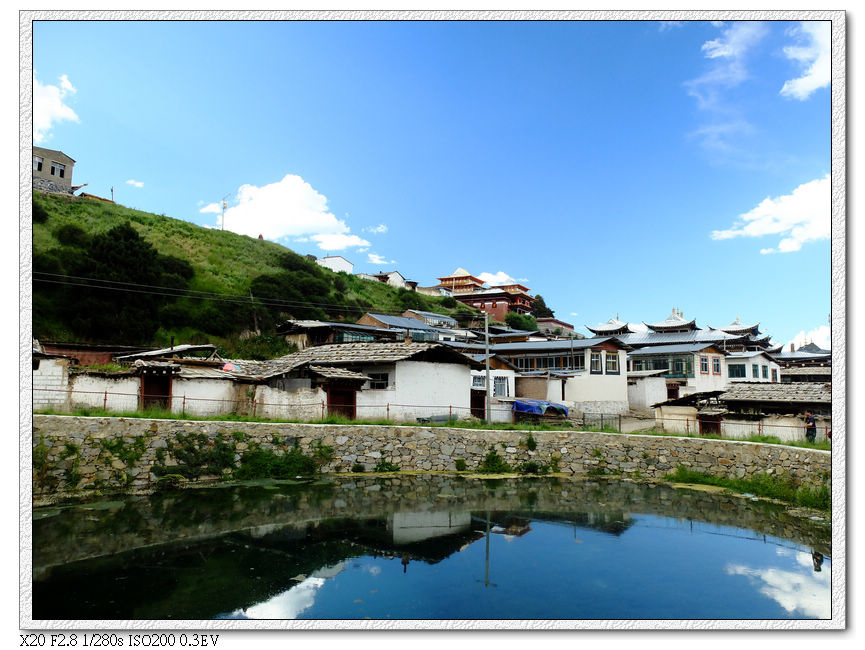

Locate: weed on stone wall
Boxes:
[478,447,512,473]
[151,432,236,480]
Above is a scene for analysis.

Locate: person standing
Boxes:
[804,410,817,443]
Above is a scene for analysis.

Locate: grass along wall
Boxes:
[32,415,831,501]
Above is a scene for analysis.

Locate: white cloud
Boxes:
[364,224,388,234]
[780,22,831,100]
[33,73,79,143]
[214,174,370,252]
[686,22,768,110]
[725,559,830,619]
[199,202,221,214]
[478,271,517,286]
[658,21,683,32]
[310,233,371,251]
[368,253,396,265]
[125,179,144,188]
[711,175,830,253]
[787,325,831,351]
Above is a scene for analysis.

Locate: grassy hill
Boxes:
[31,192,470,356]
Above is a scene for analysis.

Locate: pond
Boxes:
[31,475,832,621]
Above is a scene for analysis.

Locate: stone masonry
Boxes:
[31,415,831,498]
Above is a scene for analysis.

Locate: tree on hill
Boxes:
[532,294,555,318]
[33,222,195,344]
[505,312,538,331]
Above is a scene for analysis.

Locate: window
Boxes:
[50,162,66,178]
[728,364,746,378]
[566,351,585,371]
[752,364,760,379]
[700,356,709,374]
[34,156,43,172]
[712,358,721,375]
[771,368,778,382]
[605,351,619,374]
[368,372,389,389]
[632,358,644,371]
[590,351,602,374]
[762,365,769,379]
[493,376,509,397]
[33,358,40,370]
[472,375,485,388]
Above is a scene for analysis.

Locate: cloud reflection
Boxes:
[725,551,830,618]
[230,561,348,619]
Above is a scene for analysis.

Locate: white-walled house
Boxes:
[725,351,781,384]
[627,343,730,400]
[36,342,474,423]
[315,256,354,274]
[485,338,630,415]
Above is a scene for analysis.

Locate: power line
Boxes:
[32,271,460,318]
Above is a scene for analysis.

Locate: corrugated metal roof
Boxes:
[726,350,774,360]
[627,369,669,378]
[365,313,440,330]
[629,343,721,356]
[613,329,742,347]
[486,337,624,353]
[405,310,458,324]
[720,382,831,404]
[115,344,217,360]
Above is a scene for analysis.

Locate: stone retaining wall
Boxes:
[31,415,831,498]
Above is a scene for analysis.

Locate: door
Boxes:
[327,387,357,419]
[470,389,486,419]
[666,383,680,400]
[140,374,171,410]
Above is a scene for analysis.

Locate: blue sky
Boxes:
[31,18,834,348]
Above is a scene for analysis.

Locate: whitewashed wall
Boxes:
[169,378,241,416]
[564,351,629,414]
[254,384,326,421]
[470,369,517,423]
[722,415,831,442]
[654,405,699,434]
[356,361,470,421]
[316,257,354,274]
[68,374,141,412]
[33,358,72,410]
[627,376,668,410]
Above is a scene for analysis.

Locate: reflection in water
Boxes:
[32,476,831,621]
[725,549,832,619]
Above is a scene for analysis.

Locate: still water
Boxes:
[32,476,831,621]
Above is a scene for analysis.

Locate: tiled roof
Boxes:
[780,366,832,376]
[645,312,697,331]
[307,365,371,380]
[720,382,831,404]
[279,341,470,367]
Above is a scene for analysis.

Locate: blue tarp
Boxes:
[512,399,569,417]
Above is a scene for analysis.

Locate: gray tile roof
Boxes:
[780,366,832,376]
[279,341,470,367]
[720,382,831,404]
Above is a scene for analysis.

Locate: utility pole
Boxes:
[220,194,230,230]
[485,311,491,423]
[110,186,114,202]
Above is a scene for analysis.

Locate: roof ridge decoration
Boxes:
[586,317,634,336]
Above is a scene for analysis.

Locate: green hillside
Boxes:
[31,192,470,356]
